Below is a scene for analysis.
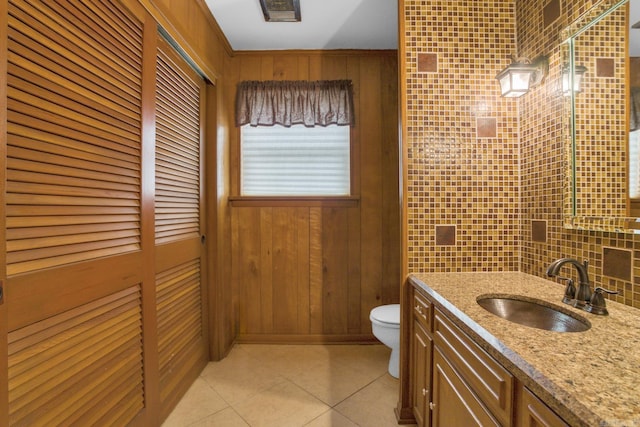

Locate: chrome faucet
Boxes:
[546,258,592,309]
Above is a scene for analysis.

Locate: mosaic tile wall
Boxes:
[402,0,640,309]
[402,0,520,273]
[518,0,640,309]
[573,6,627,217]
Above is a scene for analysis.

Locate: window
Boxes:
[630,130,640,199]
[241,124,351,196]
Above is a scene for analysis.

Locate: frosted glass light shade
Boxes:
[562,65,587,96]
[496,64,536,97]
[496,56,548,98]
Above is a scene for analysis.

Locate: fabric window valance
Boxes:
[235,80,354,127]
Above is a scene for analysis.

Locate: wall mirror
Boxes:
[563,0,640,233]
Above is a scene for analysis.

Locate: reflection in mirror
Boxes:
[564,0,640,233]
[629,0,640,213]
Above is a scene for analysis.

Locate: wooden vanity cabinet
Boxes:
[405,282,571,427]
[433,308,514,426]
[411,290,433,426]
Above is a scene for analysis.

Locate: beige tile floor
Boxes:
[163,343,414,427]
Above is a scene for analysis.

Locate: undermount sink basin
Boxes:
[477,295,591,332]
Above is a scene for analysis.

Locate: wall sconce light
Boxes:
[496,56,549,97]
[562,64,587,96]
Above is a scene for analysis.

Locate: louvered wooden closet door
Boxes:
[4,0,149,425]
[154,37,208,417]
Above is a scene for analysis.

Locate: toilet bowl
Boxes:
[370,304,400,378]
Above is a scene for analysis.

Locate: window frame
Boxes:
[230,124,359,207]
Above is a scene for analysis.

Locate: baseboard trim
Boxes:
[395,406,416,424]
[236,334,379,344]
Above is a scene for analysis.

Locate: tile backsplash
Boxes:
[517,0,639,309]
[403,0,520,273]
[402,0,640,309]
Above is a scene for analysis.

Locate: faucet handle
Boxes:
[560,278,576,305]
[585,287,619,315]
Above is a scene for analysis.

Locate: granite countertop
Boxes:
[409,272,640,427]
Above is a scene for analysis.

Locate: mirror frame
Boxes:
[562,0,640,233]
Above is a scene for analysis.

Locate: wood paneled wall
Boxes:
[225,51,401,342]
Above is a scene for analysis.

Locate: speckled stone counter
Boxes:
[409,272,640,427]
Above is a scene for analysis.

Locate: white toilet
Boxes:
[370,304,401,378]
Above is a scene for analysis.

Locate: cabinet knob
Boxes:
[429,402,435,410]
[415,305,422,314]
[422,388,427,396]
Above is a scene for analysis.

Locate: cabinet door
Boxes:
[4,1,150,425]
[154,35,209,420]
[517,386,569,427]
[432,348,500,427]
[412,320,432,427]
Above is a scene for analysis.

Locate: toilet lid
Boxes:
[370,304,400,325]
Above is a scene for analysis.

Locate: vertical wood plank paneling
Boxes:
[229,51,399,342]
[233,56,262,197]
[320,55,347,80]
[225,54,241,203]
[296,207,310,333]
[347,55,362,334]
[309,207,324,334]
[322,207,349,334]
[259,208,273,332]
[308,55,322,80]
[220,61,238,343]
[347,56,362,194]
[359,56,384,330]
[381,55,401,304]
[298,56,310,80]
[236,208,262,334]
[272,208,298,333]
[273,55,299,80]
[260,55,274,80]
[230,208,242,330]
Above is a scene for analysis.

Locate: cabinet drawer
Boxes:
[432,348,500,427]
[413,290,432,332]
[434,309,514,427]
[517,386,569,427]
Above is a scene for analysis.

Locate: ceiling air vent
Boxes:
[259,0,301,22]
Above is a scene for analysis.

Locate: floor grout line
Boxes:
[164,344,402,427]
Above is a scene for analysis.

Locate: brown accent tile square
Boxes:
[417,53,438,73]
[531,220,547,243]
[543,0,560,27]
[477,118,496,138]
[435,225,455,246]
[596,58,615,77]
[603,247,632,281]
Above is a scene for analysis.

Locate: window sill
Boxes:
[229,196,360,208]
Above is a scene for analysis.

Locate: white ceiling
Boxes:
[204,0,399,51]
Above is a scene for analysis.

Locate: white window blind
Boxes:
[241,124,351,196]
[630,130,640,199]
